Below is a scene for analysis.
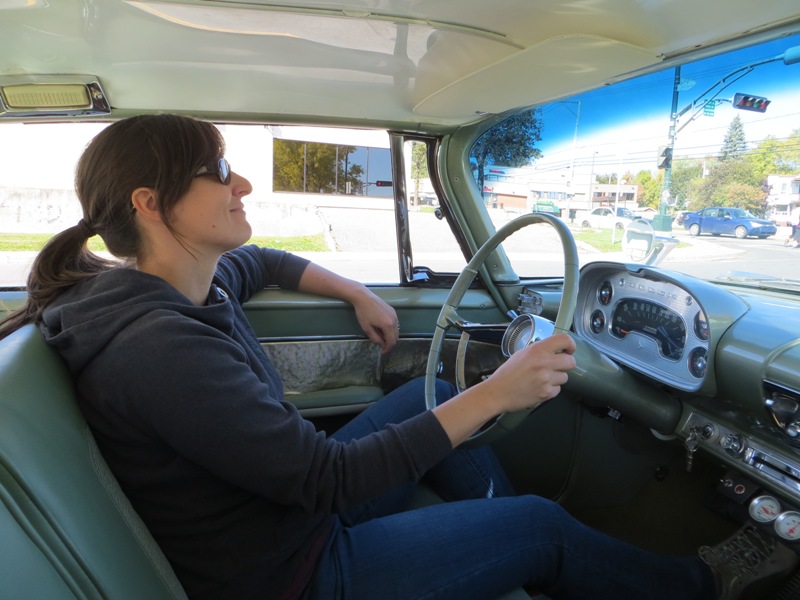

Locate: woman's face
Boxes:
[169,163,253,256]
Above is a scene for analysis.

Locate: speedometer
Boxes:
[610,299,686,360]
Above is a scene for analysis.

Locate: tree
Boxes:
[719,115,748,161]
[273,140,360,194]
[633,169,662,209]
[669,158,704,209]
[470,109,543,199]
[749,130,800,179]
[410,142,428,205]
[690,157,765,214]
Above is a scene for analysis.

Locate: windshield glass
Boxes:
[472,33,800,286]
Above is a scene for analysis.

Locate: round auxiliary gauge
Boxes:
[749,495,780,523]
[597,281,613,306]
[774,511,800,541]
[589,310,606,334]
[688,347,707,378]
[694,311,709,341]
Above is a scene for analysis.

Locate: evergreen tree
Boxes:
[719,115,748,161]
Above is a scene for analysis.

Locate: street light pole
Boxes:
[652,66,681,232]
[588,150,598,211]
[565,100,581,221]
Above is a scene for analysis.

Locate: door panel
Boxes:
[245,286,508,415]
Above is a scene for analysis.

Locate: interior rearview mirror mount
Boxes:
[622,219,678,266]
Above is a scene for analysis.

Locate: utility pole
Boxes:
[652,67,680,232]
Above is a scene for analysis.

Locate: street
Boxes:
[664,228,800,280]
[2,217,799,288]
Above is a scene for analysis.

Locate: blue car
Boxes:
[684,207,777,239]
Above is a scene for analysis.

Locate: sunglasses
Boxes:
[194,157,231,185]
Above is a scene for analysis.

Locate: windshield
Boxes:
[471,32,800,286]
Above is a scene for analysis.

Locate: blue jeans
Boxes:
[305,378,716,600]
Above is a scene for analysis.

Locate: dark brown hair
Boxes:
[0,114,225,340]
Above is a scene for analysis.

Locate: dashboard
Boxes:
[523,261,800,518]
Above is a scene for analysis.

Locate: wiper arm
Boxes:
[716,271,800,291]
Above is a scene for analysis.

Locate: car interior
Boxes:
[2,1,800,599]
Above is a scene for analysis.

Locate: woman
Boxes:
[0,114,787,600]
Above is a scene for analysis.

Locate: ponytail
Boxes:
[0,221,117,340]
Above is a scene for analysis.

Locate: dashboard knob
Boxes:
[720,433,746,456]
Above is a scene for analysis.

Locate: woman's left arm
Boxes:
[297,262,399,354]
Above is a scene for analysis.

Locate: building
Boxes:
[766,174,800,225]
[480,166,639,217]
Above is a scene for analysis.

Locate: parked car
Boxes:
[684,207,778,238]
[580,207,636,229]
[674,211,690,227]
[531,200,561,217]
[2,2,800,599]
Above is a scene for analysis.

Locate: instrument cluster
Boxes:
[574,263,710,392]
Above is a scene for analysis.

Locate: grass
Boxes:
[571,228,625,252]
[572,226,689,252]
[0,229,684,255]
[0,232,329,253]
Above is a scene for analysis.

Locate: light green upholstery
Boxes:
[0,325,187,600]
[0,324,532,600]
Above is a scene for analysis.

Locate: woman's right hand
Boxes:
[484,333,576,413]
[431,333,577,447]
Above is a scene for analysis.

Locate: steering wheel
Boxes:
[424,213,580,447]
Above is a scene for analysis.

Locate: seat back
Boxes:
[0,324,187,600]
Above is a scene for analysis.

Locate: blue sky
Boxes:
[534,32,800,177]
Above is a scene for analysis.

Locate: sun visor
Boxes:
[413,35,659,119]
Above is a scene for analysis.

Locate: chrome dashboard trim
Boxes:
[679,409,800,505]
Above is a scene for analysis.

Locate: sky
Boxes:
[532,32,800,179]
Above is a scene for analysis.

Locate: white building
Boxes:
[766,174,800,225]
[480,165,639,217]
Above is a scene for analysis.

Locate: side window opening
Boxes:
[401,137,468,284]
[0,123,470,289]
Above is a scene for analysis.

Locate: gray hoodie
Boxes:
[41,245,451,600]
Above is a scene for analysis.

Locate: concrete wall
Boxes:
[0,187,391,240]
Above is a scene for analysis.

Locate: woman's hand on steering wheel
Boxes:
[484,333,576,413]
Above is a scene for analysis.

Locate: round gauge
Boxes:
[749,495,781,523]
[774,511,800,541]
[590,310,606,334]
[610,299,686,360]
[694,311,709,341]
[688,347,707,378]
[597,281,613,306]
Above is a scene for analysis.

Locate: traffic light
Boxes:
[375,180,393,187]
[657,146,673,170]
[733,93,771,113]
